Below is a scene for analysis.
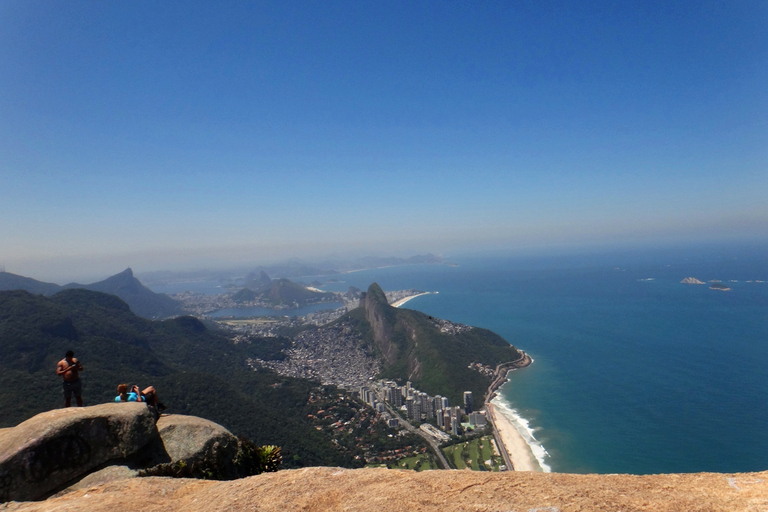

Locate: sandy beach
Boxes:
[487,402,539,471]
[390,292,433,308]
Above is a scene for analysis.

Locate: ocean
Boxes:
[148,243,767,474]
[302,244,768,475]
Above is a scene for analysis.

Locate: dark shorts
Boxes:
[62,379,82,399]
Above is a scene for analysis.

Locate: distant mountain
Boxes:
[242,270,273,292]
[0,272,62,295]
[139,254,445,288]
[262,278,334,306]
[234,254,444,286]
[68,268,182,319]
[0,289,362,468]
[353,254,443,269]
[340,283,523,405]
[231,288,259,303]
[0,269,181,319]
[233,277,337,306]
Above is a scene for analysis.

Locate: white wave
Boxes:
[491,395,552,472]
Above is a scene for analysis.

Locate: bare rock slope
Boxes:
[5,466,768,512]
[0,404,240,502]
[3,406,767,510]
[0,403,157,502]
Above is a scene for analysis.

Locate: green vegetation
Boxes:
[341,283,522,405]
[138,439,282,480]
[0,268,181,319]
[0,289,358,468]
[0,280,521,472]
[442,435,504,471]
[263,278,334,306]
[304,387,430,466]
[389,454,439,471]
[231,288,258,302]
[230,278,338,307]
[240,335,291,361]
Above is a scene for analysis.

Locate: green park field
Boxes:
[442,435,504,471]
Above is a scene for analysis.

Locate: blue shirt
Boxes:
[115,392,140,402]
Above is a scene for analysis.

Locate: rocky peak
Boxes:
[360,283,399,365]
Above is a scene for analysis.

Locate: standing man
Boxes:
[56,350,84,407]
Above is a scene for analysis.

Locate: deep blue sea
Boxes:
[305,244,768,475]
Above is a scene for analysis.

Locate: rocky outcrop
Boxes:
[360,283,424,380]
[681,277,706,284]
[0,405,242,502]
[357,282,523,403]
[360,283,399,365]
[0,403,157,502]
[5,466,768,512]
[150,414,240,478]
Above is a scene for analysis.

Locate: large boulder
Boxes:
[59,415,242,492]
[0,403,157,502]
[150,414,240,479]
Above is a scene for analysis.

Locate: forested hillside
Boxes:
[0,289,357,468]
[343,283,523,405]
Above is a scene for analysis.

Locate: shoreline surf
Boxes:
[490,394,552,472]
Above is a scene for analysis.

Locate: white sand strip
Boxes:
[487,403,539,471]
[390,292,432,308]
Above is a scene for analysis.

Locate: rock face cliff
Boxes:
[360,283,400,368]
[0,404,241,502]
[356,283,523,404]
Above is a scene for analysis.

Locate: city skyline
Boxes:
[2,1,766,282]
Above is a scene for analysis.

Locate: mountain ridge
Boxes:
[344,282,523,404]
[0,269,181,319]
[0,289,364,468]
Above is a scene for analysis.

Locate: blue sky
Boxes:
[1,1,766,282]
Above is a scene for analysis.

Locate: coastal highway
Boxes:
[484,353,533,471]
[488,407,514,471]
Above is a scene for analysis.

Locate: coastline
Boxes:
[390,292,434,308]
[486,402,539,471]
[484,352,545,472]
[486,353,532,397]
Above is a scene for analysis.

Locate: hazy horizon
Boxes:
[2,2,766,284]
[4,236,766,287]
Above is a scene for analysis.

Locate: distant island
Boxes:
[681,277,733,291]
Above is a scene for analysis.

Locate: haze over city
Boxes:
[2,1,766,283]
